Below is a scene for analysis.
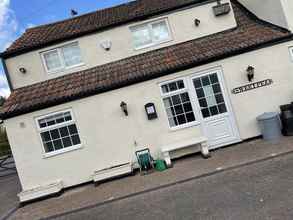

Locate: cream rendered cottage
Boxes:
[1,0,293,202]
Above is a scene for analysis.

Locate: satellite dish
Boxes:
[71,9,78,17]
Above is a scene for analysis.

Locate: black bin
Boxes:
[280,104,293,136]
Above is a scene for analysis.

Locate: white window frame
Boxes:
[41,42,84,74]
[130,18,172,50]
[289,47,293,61]
[35,109,82,158]
[159,78,200,131]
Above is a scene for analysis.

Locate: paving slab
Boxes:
[49,152,293,220]
[8,137,293,220]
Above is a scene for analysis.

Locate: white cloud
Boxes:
[19,23,36,35]
[0,86,10,97]
[0,72,10,97]
[26,23,35,29]
[0,0,18,51]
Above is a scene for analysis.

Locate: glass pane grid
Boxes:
[151,21,169,42]
[193,74,227,119]
[38,111,72,129]
[44,50,62,71]
[62,44,82,67]
[163,91,196,127]
[132,20,170,49]
[41,124,81,153]
[161,80,185,94]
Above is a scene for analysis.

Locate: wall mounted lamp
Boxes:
[19,67,27,74]
[194,19,201,27]
[246,65,255,82]
[120,101,128,116]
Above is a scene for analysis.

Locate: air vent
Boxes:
[213,1,231,16]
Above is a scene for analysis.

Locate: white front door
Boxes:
[190,69,240,149]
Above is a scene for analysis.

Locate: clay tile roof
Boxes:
[1,1,292,119]
[1,0,206,58]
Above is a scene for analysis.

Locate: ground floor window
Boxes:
[36,110,81,154]
[160,79,196,128]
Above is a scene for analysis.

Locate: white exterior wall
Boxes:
[239,0,293,31]
[5,40,293,191]
[281,0,293,32]
[5,0,236,89]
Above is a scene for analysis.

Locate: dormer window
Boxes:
[130,19,172,50]
[41,42,83,74]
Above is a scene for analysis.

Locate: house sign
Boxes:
[232,79,273,94]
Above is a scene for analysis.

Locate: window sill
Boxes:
[169,121,201,132]
[42,144,83,159]
[46,63,85,75]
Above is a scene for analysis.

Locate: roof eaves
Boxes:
[1,33,293,120]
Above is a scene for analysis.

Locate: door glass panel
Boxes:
[193,73,227,118]
[218,104,227,114]
[201,108,210,118]
[209,73,219,84]
[203,86,214,97]
[212,84,221,94]
[201,76,210,86]
[206,96,217,106]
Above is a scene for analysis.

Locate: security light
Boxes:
[19,67,27,74]
[194,19,201,27]
[120,101,128,116]
[246,66,255,82]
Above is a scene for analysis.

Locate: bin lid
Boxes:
[257,112,279,121]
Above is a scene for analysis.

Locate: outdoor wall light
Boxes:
[194,19,201,27]
[19,67,27,74]
[246,66,255,82]
[120,101,128,116]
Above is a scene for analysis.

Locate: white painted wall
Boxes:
[5,40,293,192]
[281,0,293,31]
[5,0,236,89]
[239,0,293,31]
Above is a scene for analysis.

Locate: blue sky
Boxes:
[0,0,129,97]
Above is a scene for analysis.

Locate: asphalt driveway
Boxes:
[0,174,20,220]
[48,152,293,220]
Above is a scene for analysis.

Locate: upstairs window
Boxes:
[130,19,171,50]
[42,42,83,73]
[160,79,196,129]
[36,110,81,156]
